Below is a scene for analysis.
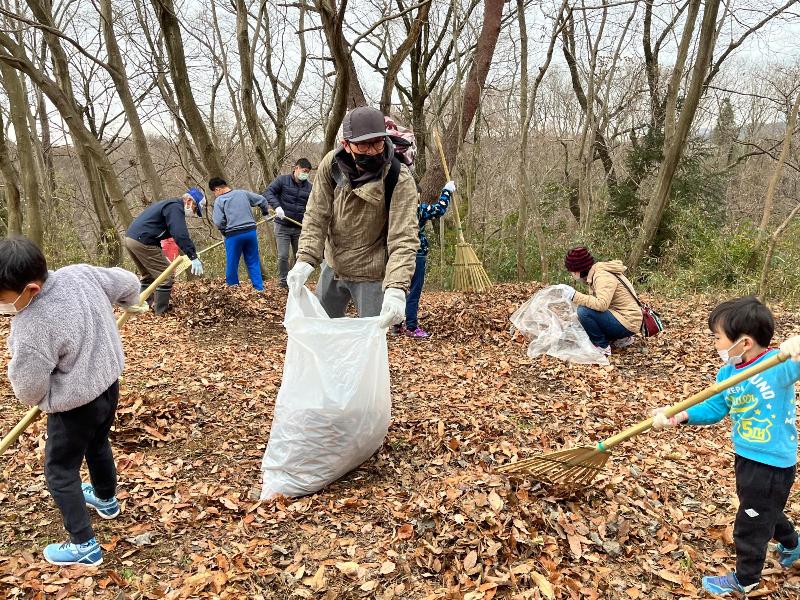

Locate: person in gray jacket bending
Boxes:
[1,236,146,567]
[210,177,271,291]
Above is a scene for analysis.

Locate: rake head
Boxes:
[496,446,610,488]
[453,242,492,292]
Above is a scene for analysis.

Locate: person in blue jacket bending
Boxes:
[124,188,205,314]
[263,158,312,289]
[210,177,270,291]
[652,296,800,597]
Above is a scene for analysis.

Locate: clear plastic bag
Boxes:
[510,285,609,365]
[260,287,391,499]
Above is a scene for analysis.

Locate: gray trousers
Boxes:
[316,262,384,318]
[274,222,300,287]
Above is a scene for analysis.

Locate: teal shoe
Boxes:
[43,538,102,566]
[775,542,800,568]
[701,572,757,597]
[82,483,120,519]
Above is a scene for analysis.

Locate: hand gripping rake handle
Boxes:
[597,352,789,452]
[432,128,466,245]
[0,254,188,456]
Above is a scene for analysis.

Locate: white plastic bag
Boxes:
[260,286,391,499]
[510,285,609,365]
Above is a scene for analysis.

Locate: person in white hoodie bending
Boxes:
[1,237,145,567]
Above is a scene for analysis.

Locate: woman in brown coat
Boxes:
[561,247,642,355]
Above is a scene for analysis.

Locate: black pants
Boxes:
[734,455,798,586]
[44,381,119,544]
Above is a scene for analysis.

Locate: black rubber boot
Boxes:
[153,286,173,315]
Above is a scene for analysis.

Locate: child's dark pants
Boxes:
[44,381,119,544]
[734,455,798,586]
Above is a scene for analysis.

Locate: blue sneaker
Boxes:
[775,542,800,568]
[43,538,102,566]
[702,572,757,597]
[82,483,120,519]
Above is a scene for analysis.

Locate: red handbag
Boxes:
[613,274,664,338]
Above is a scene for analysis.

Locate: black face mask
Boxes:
[352,152,386,172]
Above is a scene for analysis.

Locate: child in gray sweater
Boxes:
[1,237,143,566]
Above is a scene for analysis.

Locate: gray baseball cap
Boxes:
[342,107,388,142]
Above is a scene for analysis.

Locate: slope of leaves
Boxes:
[1,281,799,599]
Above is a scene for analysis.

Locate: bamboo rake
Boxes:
[0,254,189,456]
[497,352,790,488]
[432,129,492,293]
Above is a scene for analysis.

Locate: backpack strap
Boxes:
[612,273,642,307]
[383,157,402,212]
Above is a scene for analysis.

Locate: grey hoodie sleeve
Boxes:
[8,340,54,407]
[246,191,270,215]
[87,266,141,308]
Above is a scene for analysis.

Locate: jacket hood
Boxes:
[589,260,627,281]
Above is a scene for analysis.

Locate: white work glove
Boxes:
[190,258,204,276]
[651,407,688,429]
[287,261,314,293]
[377,288,406,329]
[275,207,286,219]
[443,181,456,194]
[552,284,576,301]
[124,302,150,315]
[780,335,800,361]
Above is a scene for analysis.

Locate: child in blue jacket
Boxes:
[398,181,453,338]
[653,296,800,596]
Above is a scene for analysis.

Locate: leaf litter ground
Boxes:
[1,281,800,599]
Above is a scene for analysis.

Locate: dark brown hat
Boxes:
[343,107,388,142]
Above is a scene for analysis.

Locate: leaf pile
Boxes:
[2,281,800,598]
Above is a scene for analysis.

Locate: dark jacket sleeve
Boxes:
[163,202,198,260]
[264,176,284,210]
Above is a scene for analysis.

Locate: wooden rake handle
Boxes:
[432,128,466,245]
[0,253,189,456]
[598,352,790,451]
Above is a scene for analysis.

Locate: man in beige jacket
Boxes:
[286,107,419,328]
[560,246,643,355]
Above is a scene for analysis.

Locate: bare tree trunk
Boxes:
[379,0,431,114]
[0,64,42,244]
[627,0,720,272]
[516,0,564,280]
[419,0,504,201]
[236,0,271,187]
[758,202,800,300]
[317,0,358,153]
[100,0,164,200]
[758,91,800,235]
[20,0,133,228]
[0,110,23,235]
[151,0,226,179]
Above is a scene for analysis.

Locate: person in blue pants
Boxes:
[210,177,270,291]
[397,181,453,338]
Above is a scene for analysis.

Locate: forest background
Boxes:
[0,0,798,304]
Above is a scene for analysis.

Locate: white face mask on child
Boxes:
[718,337,747,366]
[0,290,29,315]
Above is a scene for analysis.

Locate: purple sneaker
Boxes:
[405,327,430,339]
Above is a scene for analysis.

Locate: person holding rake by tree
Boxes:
[652,296,800,597]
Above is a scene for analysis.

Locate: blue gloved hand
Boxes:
[191,258,204,276]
